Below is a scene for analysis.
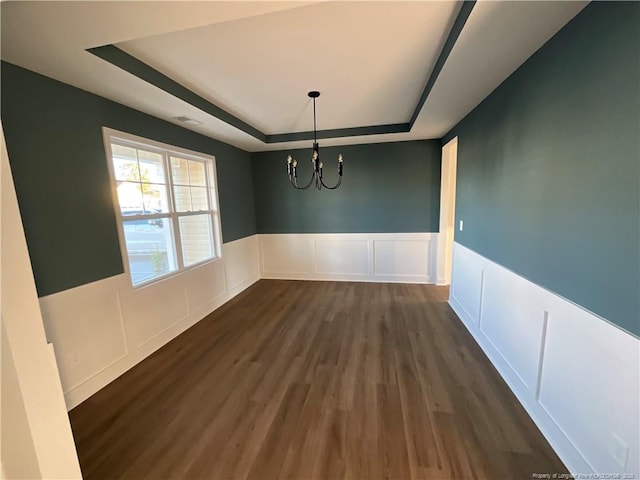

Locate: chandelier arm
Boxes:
[290,178,312,190]
[290,169,315,190]
[320,175,342,190]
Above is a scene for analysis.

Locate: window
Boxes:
[104,129,221,287]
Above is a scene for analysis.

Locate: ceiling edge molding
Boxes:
[87,44,267,142]
[409,0,476,127]
[266,123,410,143]
[87,1,476,145]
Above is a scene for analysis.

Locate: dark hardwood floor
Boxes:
[70,280,567,480]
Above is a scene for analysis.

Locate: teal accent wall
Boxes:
[1,62,256,297]
[443,2,640,335]
[252,141,441,233]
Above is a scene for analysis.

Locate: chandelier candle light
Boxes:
[287,91,344,190]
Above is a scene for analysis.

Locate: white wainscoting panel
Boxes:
[39,275,128,393]
[539,296,640,476]
[260,234,315,275]
[450,243,483,323]
[259,233,436,283]
[183,259,228,315]
[120,273,191,349]
[449,242,640,477]
[315,239,370,276]
[39,235,260,410]
[480,264,548,391]
[373,240,431,278]
[224,235,260,291]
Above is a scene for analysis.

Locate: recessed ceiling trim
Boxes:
[266,123,410,143]
[87,44,267,142]
[87,1,476,145]
[409,0,476,127]
[88,44,414,144]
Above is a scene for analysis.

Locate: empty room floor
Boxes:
[69,280,567,479]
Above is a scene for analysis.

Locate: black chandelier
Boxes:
[287,91,343,190]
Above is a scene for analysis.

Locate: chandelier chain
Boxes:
[313,97,317,144]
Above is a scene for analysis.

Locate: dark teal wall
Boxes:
[252,141,441,234]
[444,2,640,336]
[1,62,256,297]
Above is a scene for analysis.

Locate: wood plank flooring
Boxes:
[69,280,567,480]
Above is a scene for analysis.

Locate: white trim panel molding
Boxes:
[449,242,640,477]
[39,234,260,410]
[258,233,437,284]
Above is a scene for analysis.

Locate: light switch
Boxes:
[459,220,464,231]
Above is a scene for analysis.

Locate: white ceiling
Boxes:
[1,1,588,152]
[119,1,461,135]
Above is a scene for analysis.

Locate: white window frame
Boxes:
[102,127,223,288]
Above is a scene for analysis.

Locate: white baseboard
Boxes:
[39,235,260,410]
[449,242,639,477]
[258,232,437,284]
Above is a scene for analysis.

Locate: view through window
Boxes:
[106,131,221,286]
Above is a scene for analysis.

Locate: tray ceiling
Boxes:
[118,1,461,136]
[1,1,588,152]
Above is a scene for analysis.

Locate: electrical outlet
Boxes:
[459,220,464,231]
[610,433,629,469]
